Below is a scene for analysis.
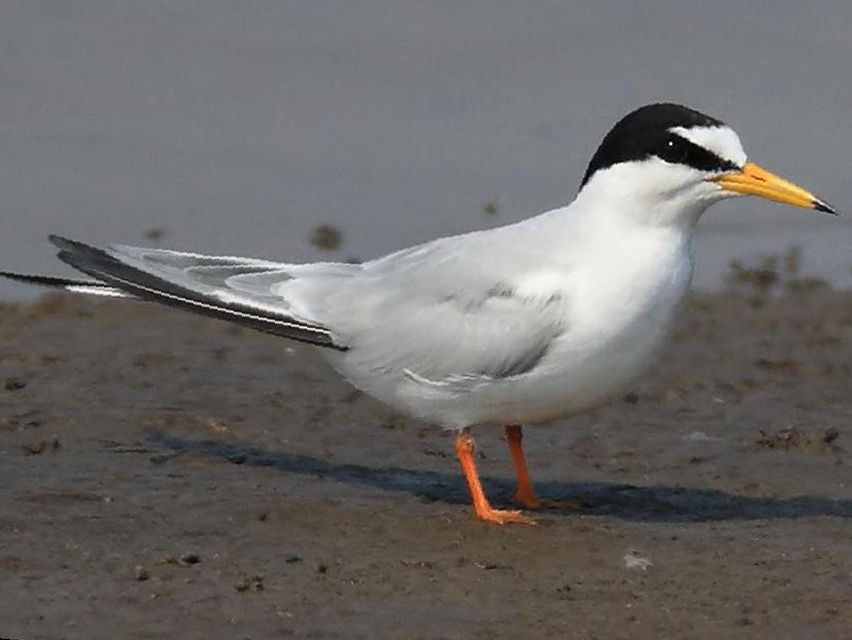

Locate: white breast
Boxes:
[452,223,694,426]
[324,216,695,430]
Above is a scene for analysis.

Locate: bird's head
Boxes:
[577,103,835,226]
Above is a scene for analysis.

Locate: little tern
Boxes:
[1,103,836,524]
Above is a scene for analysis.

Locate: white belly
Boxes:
[434,252,692,426]
[324,226,695,429]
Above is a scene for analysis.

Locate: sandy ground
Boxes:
[2,287,852,639]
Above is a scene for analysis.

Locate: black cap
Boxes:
[580,103,739,188]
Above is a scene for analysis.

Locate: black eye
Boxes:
[657,135,689,164]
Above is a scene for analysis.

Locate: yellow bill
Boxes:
[713,162,837,214]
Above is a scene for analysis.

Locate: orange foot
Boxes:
[473,503,538,526]
[504,424,587,513]
[512,491,587,511]
[455,429,538,526]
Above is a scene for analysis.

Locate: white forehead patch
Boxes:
[670,125,747,167]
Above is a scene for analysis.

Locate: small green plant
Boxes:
[311,224,343,251]
[725,245,829,299]
[482,201,499,216]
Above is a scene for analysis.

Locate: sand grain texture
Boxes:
[1,291,852,639]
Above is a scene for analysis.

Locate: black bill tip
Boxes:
[814,198,839,215]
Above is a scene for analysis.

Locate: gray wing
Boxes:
[11,223,571,381]
[278,231,571,384]
[45,236,350,349]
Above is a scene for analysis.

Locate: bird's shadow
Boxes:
[146,433,852,522]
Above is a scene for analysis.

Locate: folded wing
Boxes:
[45,235,344,349]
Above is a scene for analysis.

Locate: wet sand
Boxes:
[2,288,852,639]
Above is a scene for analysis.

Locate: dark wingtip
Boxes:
[0,270,34,284]
[0,270,102,289]
[814,198,839,215]
[48,234,80,250]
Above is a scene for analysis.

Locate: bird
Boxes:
[0,103,837,525]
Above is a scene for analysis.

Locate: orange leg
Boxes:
[454,429,536,525]
[504,424,540,508]
[504,424,584,510]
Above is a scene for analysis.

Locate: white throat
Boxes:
[572,160,727,230]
